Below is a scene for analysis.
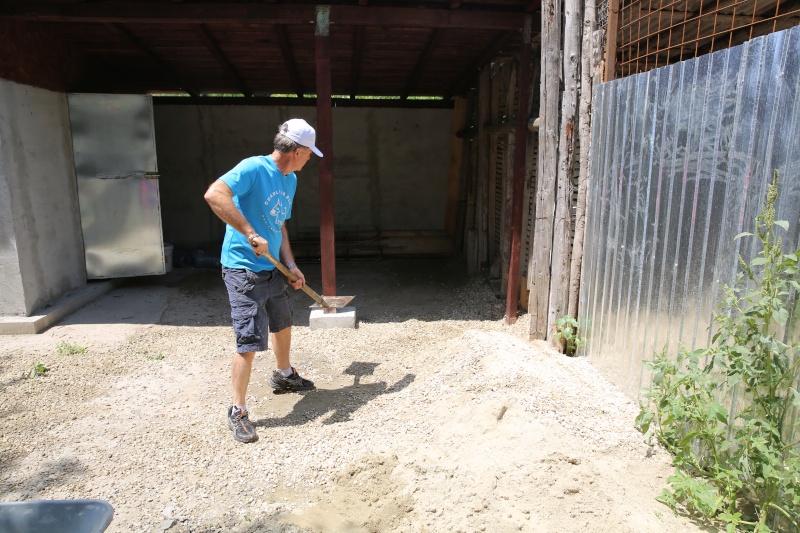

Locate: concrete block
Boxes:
[309,306,357,330]
[0,280,117,335]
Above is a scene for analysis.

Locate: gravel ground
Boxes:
[0,260,709,532]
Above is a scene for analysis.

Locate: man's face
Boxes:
[293,147,313,171]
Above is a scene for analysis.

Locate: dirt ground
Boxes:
[0,258,709,532]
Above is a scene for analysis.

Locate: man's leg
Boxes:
[270,327,291,371]
[269,326,314,391]
[232,351,255,406]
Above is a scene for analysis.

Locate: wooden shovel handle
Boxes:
[259,250,327,307]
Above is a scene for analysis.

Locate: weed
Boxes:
[56,340,87,355]
[554,315,584,355]
[147,353,165,361]
[25,363,49,379]
[636,171,800,532]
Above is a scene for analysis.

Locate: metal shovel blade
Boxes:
[310,295,355,309]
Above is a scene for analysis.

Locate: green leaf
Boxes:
[775,220,789,231]
[734,232,753,240]
[707,402,729,425]
[751,257,768,266]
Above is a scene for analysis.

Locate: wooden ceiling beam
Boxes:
[402,28,444,99]
[0,2,524,30]
[350,26,365,99]
[106,22,198,96]
[195,24,252,97]
[331,5,522,30]
[274,24,304,97]
[445,30,515,99]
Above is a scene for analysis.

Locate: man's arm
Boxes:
[280,224,305,288]
[203,180,267,255]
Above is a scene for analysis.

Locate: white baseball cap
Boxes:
[281,118,323,157]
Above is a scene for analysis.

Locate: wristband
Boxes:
[248,234,260,246]
[286,262,296,269]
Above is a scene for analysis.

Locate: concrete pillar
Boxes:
[0,79,86,316]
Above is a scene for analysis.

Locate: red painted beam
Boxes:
[315,6,336,297]
[505,14,532,325]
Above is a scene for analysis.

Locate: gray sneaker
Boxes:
[227,406,258,443]
[270,367,315,392]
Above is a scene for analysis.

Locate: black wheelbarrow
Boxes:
[0,499,114,533]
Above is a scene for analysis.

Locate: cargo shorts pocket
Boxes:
[223,267,255,294]
[230,298,260,347]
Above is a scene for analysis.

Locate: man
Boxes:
[204,118,323,444]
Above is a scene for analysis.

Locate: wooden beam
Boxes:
[525,1,541,12]
[547,0,581,344]
[445,97,468,235]
[151,95,453,108]
[528,0,561,339]
[401,29,444,99]
[350,26,364,99]
[195,24,252,97]
[316,5,336,297]
[501,63,517,298]
[0,2,524,30]
[477,66,491,270]
[275,24,304,97]
[331,5,524,30]
[604,0,619,81]
[446,31,514,99]
[106,22,197,96]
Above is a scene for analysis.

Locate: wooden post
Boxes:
[501,64,517,297]
[547,0,582,346]
[568,0,597,321]
[445,97,468,236]
[477,66,491,269]
[505,15,532,324]
[605,0,619,81]
[315,5,336,297]
[487,63,501,266]
[528,0,561,339]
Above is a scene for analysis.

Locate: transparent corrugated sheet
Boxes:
[579,26,800,400]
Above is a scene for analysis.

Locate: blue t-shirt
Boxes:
[218,155,297,272]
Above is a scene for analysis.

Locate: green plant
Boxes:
[147,353,165,361]
[56,340,87,355]
[553,315,584,355]
[25,363,49,379]
[636,170,800,532]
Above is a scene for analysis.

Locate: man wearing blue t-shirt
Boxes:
[204,118,323,443]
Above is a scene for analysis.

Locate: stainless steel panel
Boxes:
[68,94,164,279]
[69,94,158,178]
[580,26,800,403]
[80,174,165,278]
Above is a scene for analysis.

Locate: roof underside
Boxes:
[0,1,541,104]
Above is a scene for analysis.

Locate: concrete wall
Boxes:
[0,79,86,316]
[153,105,452,249]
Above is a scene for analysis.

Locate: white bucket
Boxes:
[164,243,174,272]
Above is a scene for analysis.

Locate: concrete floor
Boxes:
[4,257,506,334]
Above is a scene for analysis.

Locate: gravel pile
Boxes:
[0,266,705,532]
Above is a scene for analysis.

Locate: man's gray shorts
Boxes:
[222,267,294,353]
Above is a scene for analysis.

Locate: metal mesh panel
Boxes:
[613,0,800,77]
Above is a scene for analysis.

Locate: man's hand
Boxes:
[288,265,305,290]
[249,234,267,257]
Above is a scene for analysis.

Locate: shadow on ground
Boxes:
[256,361,415,428]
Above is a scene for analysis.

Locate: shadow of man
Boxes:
[255,361,415,428]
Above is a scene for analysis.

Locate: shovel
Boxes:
[259,250,355,309]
